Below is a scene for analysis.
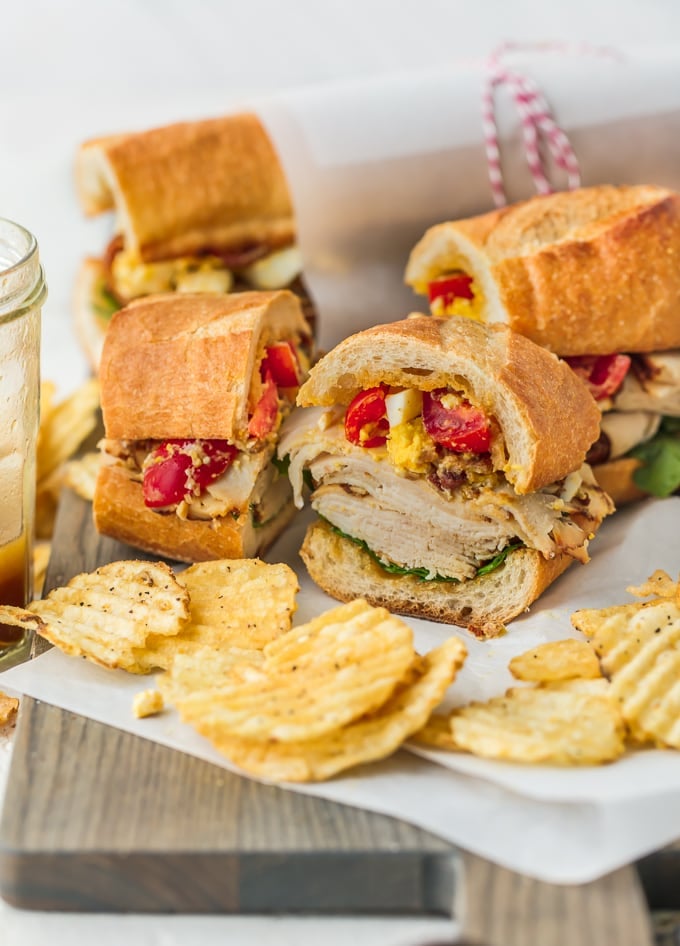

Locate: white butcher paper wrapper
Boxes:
[256,44,680,350]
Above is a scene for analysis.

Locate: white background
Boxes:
[1,2,680,943]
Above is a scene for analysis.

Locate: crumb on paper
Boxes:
[133,689,164,718]
[0,692,19,725]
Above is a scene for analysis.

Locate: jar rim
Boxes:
[0,217,38,278]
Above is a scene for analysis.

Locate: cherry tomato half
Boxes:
[345,386,389,448]
[427,272,474,305]
[261,341,300,388]
[248,371,279,439]
[565,354,631,401]
[142,439,238,508]
[422,390,491,454]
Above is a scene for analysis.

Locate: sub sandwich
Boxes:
[94,289,312,562]
[278,315,613,638]
[76,112,315,368]
[405,184,680,505]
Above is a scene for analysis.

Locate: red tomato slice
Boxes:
[261,341,300,388]
[565,354,631,401]
[248,371,279,439]
[192,440,239,489]
[422,390,491,454]
[142,439,238,508]
[345,386,389,448]
[427,272,474,305]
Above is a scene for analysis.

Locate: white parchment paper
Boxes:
[3,499,680,885]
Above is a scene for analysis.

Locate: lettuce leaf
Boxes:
[325,518,523,583]
[629,418,680,498]
[93,280,120,324]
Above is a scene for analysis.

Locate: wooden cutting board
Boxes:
[0,489,675,943]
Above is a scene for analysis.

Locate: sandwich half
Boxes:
[76,112,315,368]
[405,185,680,505]
[94,289,312,562]
[279,315,613,638]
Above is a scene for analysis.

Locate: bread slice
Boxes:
[75,113,294,261]
[300,520,573,639]
[99,289,310,442]
[73,258,116,372]
[94,463,295,563]
[405,184,680,356]
[297,315,601,494]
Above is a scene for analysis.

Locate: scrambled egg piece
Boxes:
[112,249,233,299]
[387,418,435,474]
[430,277,486,321]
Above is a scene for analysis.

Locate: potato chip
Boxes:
[63,451,101,502]
[409,713,456,751]
[449,686,625,765]
[573,597,680,748]
[0,560,189,672]
[627,569,679,602]
[0,692,19,725]
[539,678,611,696]
[35,378,101,538]
[33,541,51,598]
[176,600,418,743]
[509,639,601,683]
[132,689,164,718]
[157,646,265,703]
[193,637,466,782]
[36,378,100,484]
[133,559,299,672]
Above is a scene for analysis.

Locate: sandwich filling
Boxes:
[279,387,613,584]
[572,351,680,497]
[94,236,316,333]
[422,276,680,499]
[100,337,309,527]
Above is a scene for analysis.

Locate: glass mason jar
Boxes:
[0,219,46,664]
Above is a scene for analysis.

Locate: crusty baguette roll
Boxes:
[405,185,680,356]
[301,520,573,639]
[298,315,601,494]
[74,258,110,371]
[94,464,295,564]
[100,289,310,442]
[591,456,648,508]
[76,113,294,261]
[95,289,311,562]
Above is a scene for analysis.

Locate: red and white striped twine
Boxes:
[482,42,620,207]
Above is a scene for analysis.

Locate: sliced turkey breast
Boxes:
[279,408,611,581]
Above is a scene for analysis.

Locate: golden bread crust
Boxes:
[592,456,649,507]
[405,185,680,356]
[300,520,574,639]
[297,315,600,493]
[99,290,310,441]
[93,463,295,563]
[76,113,294,260]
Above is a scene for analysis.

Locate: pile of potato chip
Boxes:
[0,558,466,781]
[413,569,680,764]
[5,554,679,781]
[34,378,102,595]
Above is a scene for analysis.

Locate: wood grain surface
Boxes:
[0,488,677,941]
